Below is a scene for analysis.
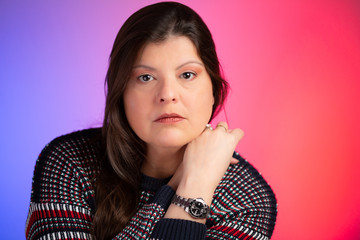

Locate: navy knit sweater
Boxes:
[26,128,277,239]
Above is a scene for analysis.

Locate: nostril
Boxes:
[159,97,176,103]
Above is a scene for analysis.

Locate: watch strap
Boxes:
[171,194,210,219]
[171,194,191,209]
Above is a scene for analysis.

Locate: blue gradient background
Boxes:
[1,1,360,239]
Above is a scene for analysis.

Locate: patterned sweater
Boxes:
[25,128,277,239]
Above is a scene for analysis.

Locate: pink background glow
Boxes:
[1,0,359,239]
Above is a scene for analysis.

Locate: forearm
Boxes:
[27,186,175,240]
[164,175,215,224]
[150,176,213,239]
[26,202,93,240]
[114,185,174,239]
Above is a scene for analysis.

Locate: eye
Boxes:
[137,74,154,82]
[180,72,196,80]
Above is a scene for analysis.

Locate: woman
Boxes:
[26,2,277,239]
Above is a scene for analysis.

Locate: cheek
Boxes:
[123,89,153,142]
[204,93,215,120]
[123,91,142,129]
[203,81,215,112]
[189,84,214,123]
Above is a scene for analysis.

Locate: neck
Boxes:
[141,145,185,179]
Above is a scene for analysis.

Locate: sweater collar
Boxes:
[141,174,171,192]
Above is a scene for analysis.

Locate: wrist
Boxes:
[171,194,210,219]
[164,204,206,224]
[176,175,216,206]
[164,193,210,224]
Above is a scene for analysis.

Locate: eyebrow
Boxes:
[132,64,156,71]
[132,61,204,70]
[176,61,204,70]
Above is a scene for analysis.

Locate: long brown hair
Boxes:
[92,2,229,239]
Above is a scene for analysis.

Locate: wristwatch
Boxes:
[171,194,210,219]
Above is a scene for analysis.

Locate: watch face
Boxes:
[189,199,208,218]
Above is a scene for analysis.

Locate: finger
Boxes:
[230,157,239,165]
[228,128,245,142]
[216,121,228,132]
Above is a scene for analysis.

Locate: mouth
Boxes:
[155,113,185,123]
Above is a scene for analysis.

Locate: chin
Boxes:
[154,139,189,149]
[153,133,193,149]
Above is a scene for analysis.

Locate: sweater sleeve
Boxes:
[113,185,174,239]
[25,134,174,240]
[205,153,277,240]
[149,152,277,240]
[26,137,95,240]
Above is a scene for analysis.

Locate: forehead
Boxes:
[134,36,201,65]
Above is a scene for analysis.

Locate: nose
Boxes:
[157,78,178,103]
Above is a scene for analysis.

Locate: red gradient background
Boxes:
[209,1,360,238]
[1,0,359,239]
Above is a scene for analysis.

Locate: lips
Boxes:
[155,113,185,123]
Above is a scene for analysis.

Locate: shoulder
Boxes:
[38,128,103,167]
[43,128,102,154]
[209,152,277,237]
[219,152,277,210]
[224,152,276,198]
[31,128,103,203]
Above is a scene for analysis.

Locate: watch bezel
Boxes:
[188,198,210,219]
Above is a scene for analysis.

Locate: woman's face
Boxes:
[124,35,214,150]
